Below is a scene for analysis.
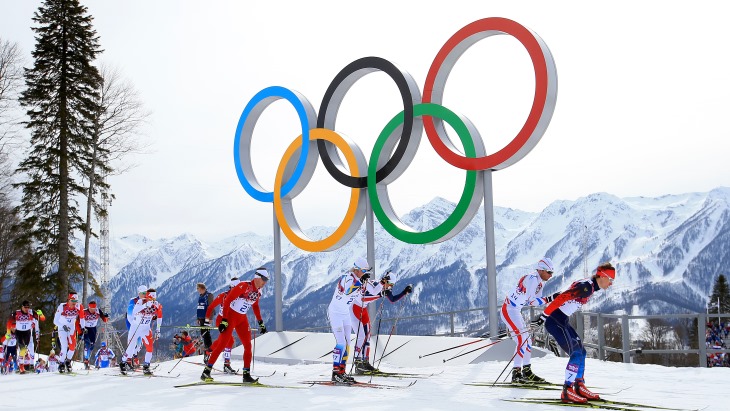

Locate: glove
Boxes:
[36,309,43,316]
[360,272,371,282]
[155,331,161,340]
[404,284,413,294]
[544,292,561,303]
[82,327,88,335]
[258,320,267,334]
[218,319,229,333]
[62,325,71,332]
[380,271,391,285]
[534,314,547,327]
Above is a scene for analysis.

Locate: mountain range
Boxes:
[79,187,730,337]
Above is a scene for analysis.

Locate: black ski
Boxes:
[503,398,639,411]
[466,382,562,391]
[108,372,181,378]
[182,360,276,378]
[518,397,704,411]
[356,369,444,378]
[301,379,417,389]
[175,380,305,389]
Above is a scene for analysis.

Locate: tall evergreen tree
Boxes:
[16,0,102,302]
[708,273,730,314]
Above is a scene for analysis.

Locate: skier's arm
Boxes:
[78,304,86,328]
[206,293,224,320]
[251,299,262,322]
[384,286,410,303]
[543,283,593,316]
[53,305,64,328]
[364,279,383,296]
[155,304,163,330]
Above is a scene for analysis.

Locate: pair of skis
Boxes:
[504,397,705,411]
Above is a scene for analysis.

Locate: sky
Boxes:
[1,0,729,242]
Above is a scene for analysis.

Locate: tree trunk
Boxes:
[82,141,98,305]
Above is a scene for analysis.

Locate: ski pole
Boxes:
[369,297,387,365]
[442,339,506,363]
[492,332,531,386]
[349,302,365,375]
[374,297,408,371]
[252,326,257,373]
[422,328,533,359]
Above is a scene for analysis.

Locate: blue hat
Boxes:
[101,341,107,347]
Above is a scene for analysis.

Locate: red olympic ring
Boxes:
[423,17,557,170]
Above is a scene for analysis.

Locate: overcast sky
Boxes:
[2,0,728,242]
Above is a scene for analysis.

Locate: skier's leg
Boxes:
[236,321,252,369]
[501,304,526,368]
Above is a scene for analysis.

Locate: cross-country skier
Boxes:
[501,257,560,383]
[196,282,215,358]
[0,335,10,374]
[126,285,148,357]
[120,288,163,375]
[204,277,241,373]
[53,292,86,373]
[81,301,109,369]
[535,262,616,404]
[47,349,60,372]
[351,271,413,374]
[3,330,18,373]
[6,300,44,373]
[200,269,268,383]
[94,341,115,369]
[328,257,382,383]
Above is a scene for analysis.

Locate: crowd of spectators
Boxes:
[706,320,729,367]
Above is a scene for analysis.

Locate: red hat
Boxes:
[88,301,97,307]
[68,293,79,302]
[596,267,616,279]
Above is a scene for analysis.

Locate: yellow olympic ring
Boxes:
[273,129,367,252]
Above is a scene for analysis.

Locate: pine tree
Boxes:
[708,274,730,314]
[15,0,102,302]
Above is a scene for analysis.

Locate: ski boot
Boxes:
[64,360,72,373]
[574,378,600,400]
[522,364,547,383]
[18,364,25,374]
[142,363,153,375]
[561,383,588,404]
[58,362,66,373]
[511,367,527,383]
[200,366,213,382]
[241,369,258,384]
[354,358,377,375]
[84,359,90,370]
[119,360,131,375]
[331,369,351,384]
[223,363,236,374]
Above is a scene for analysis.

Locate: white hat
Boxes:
[137,285,148,294]
[536,258,555,272]
[254,267,269,281]
[353,257,371,272]
[229,277,241,287]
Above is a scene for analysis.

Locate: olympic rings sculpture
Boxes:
[233,17,557,252]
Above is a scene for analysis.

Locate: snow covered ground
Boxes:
[3,347,727,410]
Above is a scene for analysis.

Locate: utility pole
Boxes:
[99,180,125,360]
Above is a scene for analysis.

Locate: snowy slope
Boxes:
[4,342,726,411]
